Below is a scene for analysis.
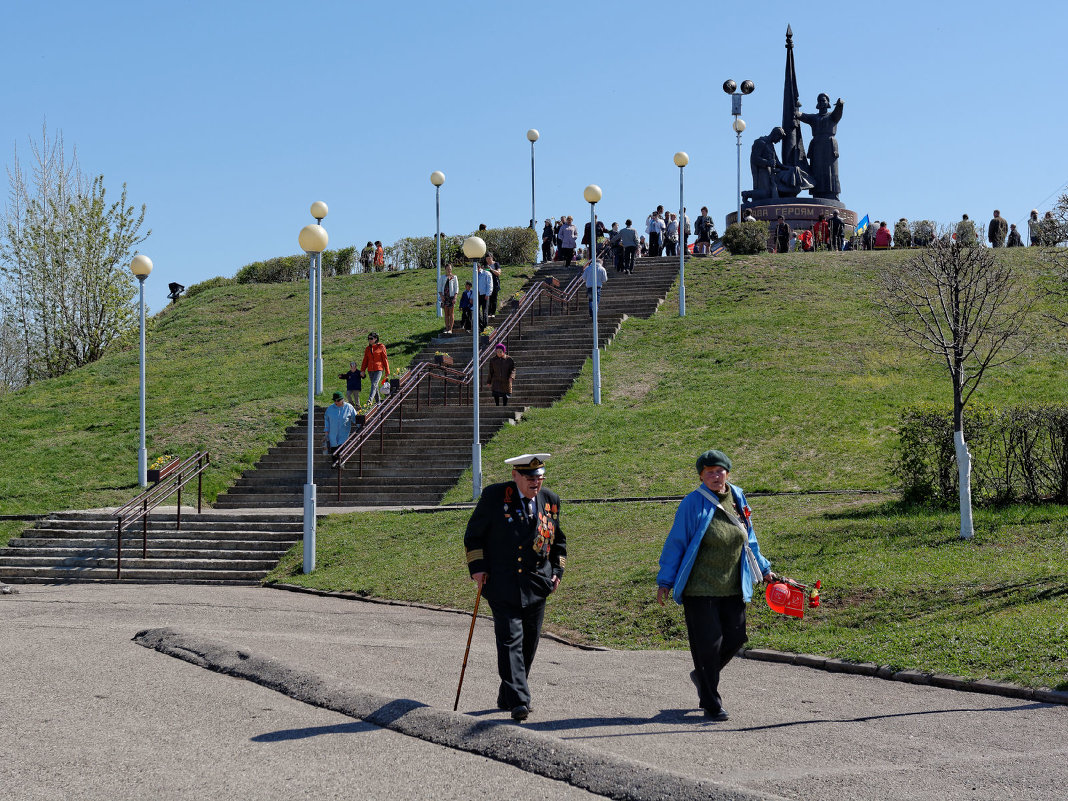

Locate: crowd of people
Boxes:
[768,208,1063,253]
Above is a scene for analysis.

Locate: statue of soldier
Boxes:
[796,94,844,200]
[749,127,786,200]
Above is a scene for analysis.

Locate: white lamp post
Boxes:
[298,222,329,573]
[583,184,602,405]
[130,254,153,488]
[310,201,328,395]
[673,152,689,317]
[724,79,754,226]
[526,129,539,235]
[431,171,445,318]
[462,235,487,500]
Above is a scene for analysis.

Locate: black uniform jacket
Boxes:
[464,481,566,608]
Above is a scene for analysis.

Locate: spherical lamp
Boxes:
[298,224,329,254]
[583,184,602,204]
[526,129,540,143]
[462,236,486,260]
[430,171,445,187]
[130,254,153,278]
[673,151,689,168]
[732,118,746,134]
[310,201,328,221]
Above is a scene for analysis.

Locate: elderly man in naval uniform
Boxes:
[464,453,567,721]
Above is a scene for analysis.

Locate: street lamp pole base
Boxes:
[303,483,317,573]
[138,447,148,488]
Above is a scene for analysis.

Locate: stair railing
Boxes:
[114,451,210,578]
[330,269,585,499]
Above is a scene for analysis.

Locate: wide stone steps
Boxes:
[0,510,302,585]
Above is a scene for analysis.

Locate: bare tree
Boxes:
[876,235,1040,538]
[0,124,148,387]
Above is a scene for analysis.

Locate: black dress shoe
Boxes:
[510,704,529,721]
[704,707,729,721]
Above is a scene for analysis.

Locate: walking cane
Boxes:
[453,580,484,711]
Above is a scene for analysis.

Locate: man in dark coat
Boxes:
[775,216,791,254]
[988,210,1009,248]
[464,453,566,721]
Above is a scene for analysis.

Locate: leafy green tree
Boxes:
[0,127,148,388]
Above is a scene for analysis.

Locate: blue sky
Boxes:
[4,0,1066,313]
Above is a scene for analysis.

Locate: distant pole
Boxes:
[527,129,539,242]
[298,221,329,574]
[674,152,689,317]
[724,79,754,226]
[431,172,445,317]
[584,185,602,405]
[130,255,153,488]
[310,201,329,396]
[462,236,487,499]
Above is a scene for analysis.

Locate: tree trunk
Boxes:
[953,380,974,540]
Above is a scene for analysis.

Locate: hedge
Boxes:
[898,402,1068,505]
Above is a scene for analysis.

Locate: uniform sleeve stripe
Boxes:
[466,549,484,564]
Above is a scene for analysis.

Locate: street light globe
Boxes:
[462,236,487,259]
[298,223,329,254]
[526,128,540,143]
[583,184,602,204]
[130,254,153,278]
[673,151,689,168]
[732,118,746,134]
[310,201,329,220]
[430,170,445,187]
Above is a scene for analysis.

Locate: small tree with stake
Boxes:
[875,234,1040,538]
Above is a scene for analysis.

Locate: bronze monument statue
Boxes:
[796,93,844,200]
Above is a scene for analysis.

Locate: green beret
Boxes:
[696,449,731,474]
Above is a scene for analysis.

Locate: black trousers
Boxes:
[682,595,747,714]
[649,231,661,256]
[623,246,636,272]
[478,295,489,331]
[487,598,545,708]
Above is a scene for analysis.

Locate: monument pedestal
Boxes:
[727,198,857,251]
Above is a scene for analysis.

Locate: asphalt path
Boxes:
[3,584,1066,800]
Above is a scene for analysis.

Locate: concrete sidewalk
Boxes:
[4,584,1066,800]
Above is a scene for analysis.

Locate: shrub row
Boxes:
[392,226,538,271]
[723,220,772,255]
[233,246,358,284]
[898,403,1068,505]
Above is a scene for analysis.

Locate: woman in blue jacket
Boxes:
[656,449,775,721]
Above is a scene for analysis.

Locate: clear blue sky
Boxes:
[4,0,1066,313]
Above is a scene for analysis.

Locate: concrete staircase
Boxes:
[214,257,684,508]
[0,510,302,585]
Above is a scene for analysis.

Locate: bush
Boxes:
[184,276,236,299]
[392,226,537,270]
[893,219,912,248]
[471,226,538,266]
[723,220,769,255]
[898,403,1068,505]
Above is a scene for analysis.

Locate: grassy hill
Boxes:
[3,249,1066,688]
[0,265,532,516]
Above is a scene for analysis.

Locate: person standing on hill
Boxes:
[360,242,375,273]
[541,220,554,262]
[360,332,390,405]
[438,264,459,335]
[618,220,639,273]
[485,253,502,317]
[557,216,578,268]
[459,281,474,332]
[465,453,566,721]
[373,241,385,269]
[988,210,1008,248]
[830,211,846,252]
[476,262,494,332]
[656,449,775,722]
[646,211,664,257]
[775,216,791,254]
[1006,223,1023,247]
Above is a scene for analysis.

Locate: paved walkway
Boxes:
[4,584,1066,800]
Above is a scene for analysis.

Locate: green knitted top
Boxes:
[684,489,744,598]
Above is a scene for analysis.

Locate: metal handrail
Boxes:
[114,451,210,579]
[329,268,585,498]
